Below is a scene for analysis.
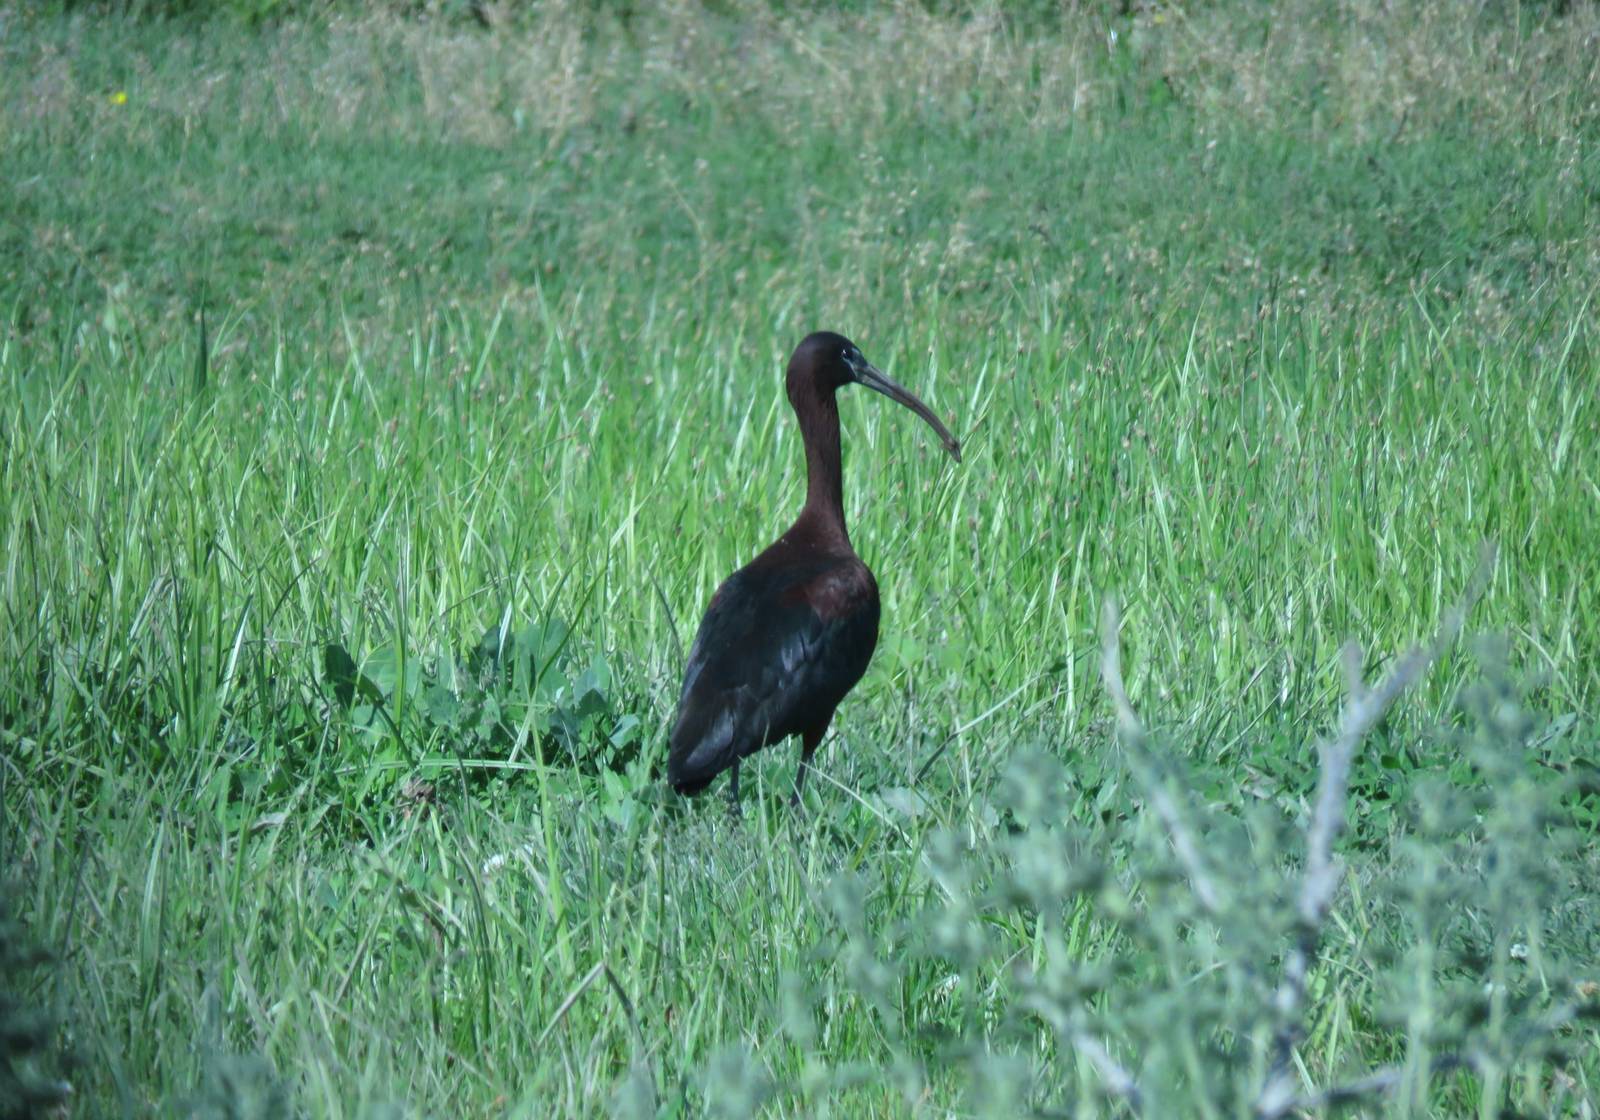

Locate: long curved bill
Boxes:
[852,362,963,463]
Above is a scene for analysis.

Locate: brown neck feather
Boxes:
[795,386,849,547]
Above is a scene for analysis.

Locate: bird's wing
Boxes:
[667,559,879,791]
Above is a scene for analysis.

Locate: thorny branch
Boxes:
[1099,598,1223,917]
[1018,980,1144,1117]
[1256,544,1494,1117]
[1265,988,1584,1115]
[1273,1053,1475,1114]
[1072,1030,1144,1116]
[1087,545,1495,1117]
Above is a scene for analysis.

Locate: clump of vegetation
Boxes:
[323,614,643,778]
[777,583,1598,1116]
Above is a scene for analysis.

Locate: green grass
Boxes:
[3,1,1599,1115]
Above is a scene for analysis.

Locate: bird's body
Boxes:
[666,519,880,798]
[667,332,960,804]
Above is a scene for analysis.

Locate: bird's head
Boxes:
[786,331,962,462]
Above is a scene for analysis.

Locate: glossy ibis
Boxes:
[666,331,961,805]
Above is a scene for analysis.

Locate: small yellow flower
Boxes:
[110,91,128,106]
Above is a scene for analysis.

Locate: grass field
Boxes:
[3,1,1599,1115]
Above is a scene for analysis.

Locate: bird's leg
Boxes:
[791,752,812,805]
[726,760,742,815]
[791,728,825,807]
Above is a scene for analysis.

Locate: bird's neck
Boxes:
[796,390,850,547]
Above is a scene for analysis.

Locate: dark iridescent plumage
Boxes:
[666,331,961,804]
